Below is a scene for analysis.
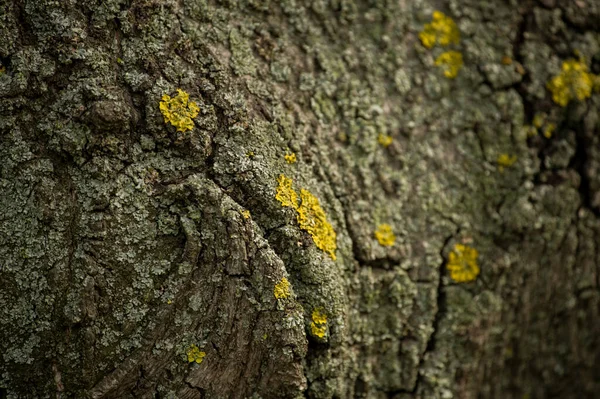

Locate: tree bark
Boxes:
[1,0,599,398]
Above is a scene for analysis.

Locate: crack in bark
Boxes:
[404,231,458,396]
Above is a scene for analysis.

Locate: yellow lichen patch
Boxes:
[497,153,517,172]
[543,123,556,139]
[532,112,546,129]
[186,344,206,364]
[446,244,480,283]
[241,210,251,219]
[310,308,327,338]
[0,66,5,75]
[297,189,337,260]
[377,133,393,147]
[547,58,596,107]
[274,277,291,299]
[159,89,200,132]
[523,125,537,137]
[435,51,463,79]
[524,125,538,138]
[247,151,255,158]
[374,224,396,247]
[419,11,460,49]
[501,56,513,65]
[284,151,297,164]
[275,174,299,209]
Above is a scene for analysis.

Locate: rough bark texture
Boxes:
[1,0,600,398]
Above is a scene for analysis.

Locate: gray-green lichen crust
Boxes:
[0,0,599,398]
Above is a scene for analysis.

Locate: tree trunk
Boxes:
[1,0,599,398]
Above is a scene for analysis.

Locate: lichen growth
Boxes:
[374,224,396,246]
[546,58,596,107]
[524,125,538,137]
[284,151,297,164]
[532,112,546,129]
[274,176,337,259]
[297,189,337,260]
[526,113,556,138]
[543,123,556,139]
[241,210,251,219]
[275,174,298,209]
[435,51,463,79]
[159,89,200,132]
[377,133,393,147]
[446,244,480,283]
[497,154,517,172]
[186,344,206,364]
[274,277,291,299]
[310,308,327,338]
[419,11,460,49]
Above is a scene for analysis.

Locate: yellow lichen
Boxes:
[547,58,596,107]
[525,125,538,137]
[310,308,327,338]
[159,89,200,132]
[241,210,251,219]
[497,154,517,172]
[501,56,513,65]
[274,277,291,299]
[446,243,480,283]
[532,112,546,129]
[297,189,337,260]
[543,122,556,139]
[374,224,396,247]
[435,51,463,79]
[186,344,206,364]
[377,133,393,147]
[247,151,255,158]
[275,174,299,209]
[284,151,297,164]
[419,11,460,49]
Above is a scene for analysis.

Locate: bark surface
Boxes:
[1,0,599,398]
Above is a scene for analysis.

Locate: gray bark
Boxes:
[1,0,599,398]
